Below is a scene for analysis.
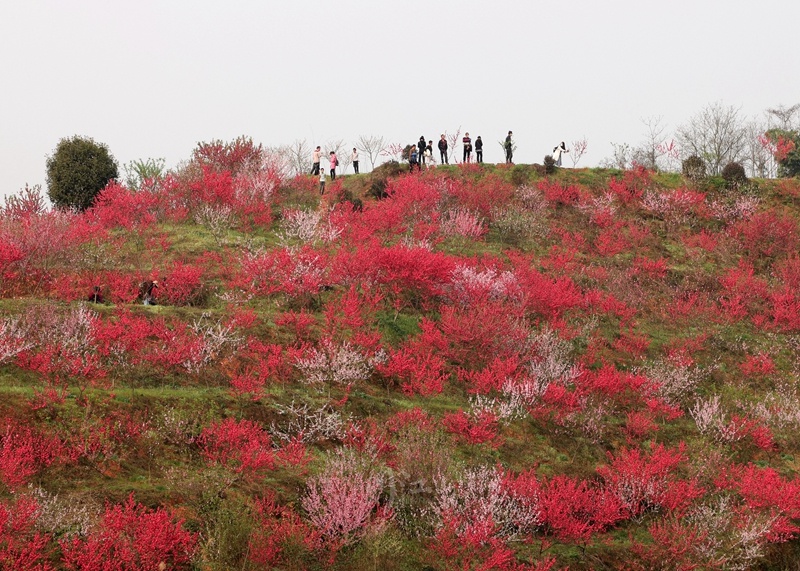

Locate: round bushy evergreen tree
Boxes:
[46,135,118,210]
[721,161,747,190]
[681,155,706,181]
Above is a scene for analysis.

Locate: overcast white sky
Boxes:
[1,1,798,198]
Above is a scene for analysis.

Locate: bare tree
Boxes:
[632,115,678,170]
[600,142,633,170]
[357,135,386,171]
[744,119,774,178]
[445,128,462,164]
[283,139,313,176]
[569,138,588,168]
[380,143,405,163]
[766,103,800,131]
[261,146,294,178]
[676,102,748,175]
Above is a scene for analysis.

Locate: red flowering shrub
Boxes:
[0,497,53,571]
[597,444,702,518]
[0,239,23,290]
[731,210,799,259]
[89,181,158,230]
[441,301,526,367]
[384,408,436,433]
[623,411,659,443]
[0,421,64,490]
[191,136,263,175]
[537,475,623,542]
[595,220,650,257]
[157,261,206,306]
[247,493,320,568]
[451,173,515,218]
[740,352,776,377]
[197,418,275,478]
[628,518,717,571]
[458,356,520,395]
[770,287,800,331]
[429,513,554,571]
[60,495,196,570]
[237,245,329,300]
[442,409,501,447]
[508,253,583,320]
[682,229,719,252]
[715,464,800,520]
[332,241,455,311]
[629,256,668,280]
[377,345,448,396]
[608,166,651,205]
[14,305,107,398]
[538,179,582,205]
[718,260,769,320]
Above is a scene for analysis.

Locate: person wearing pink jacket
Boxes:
[329,151,338,180]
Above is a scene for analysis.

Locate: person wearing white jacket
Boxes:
[553,141,569,166]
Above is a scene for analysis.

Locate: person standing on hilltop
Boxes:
[329,151,338,180]
[311,146,321,175]
[438,134,449,164]
[553,141,569,166]
[352,147,360,174]
[462,132,472,163]
[319,168,326,194]
[505,131,514,164]
[418,136,427,166]
[409,144,419,172]
[425,140,434,165]
[475,136,483,163]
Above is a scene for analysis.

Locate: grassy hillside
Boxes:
[2,158,800,570]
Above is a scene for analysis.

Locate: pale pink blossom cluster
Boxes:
[193,204,234,243]
[21,304,98,356]
[288,248,327,289]
[281,208,342,244]
[641,358,703,406]
[748,384,800,429]
[0,315,33,363]
[690,395,725,437]
[515,185,548,213]
[686,496,777,570]
[446,264,520,306]
[29,486,99,538]
[710,196,761,222]
[440,208,487,240]
[302,450,387,544]
[181,314,244,374]
[295,339,373,389]
[642,189,704,226]
[563,395,612,443]
[690,396,747,443]
[234,157,279,203]
[432,465,539,538]
[270,401,350,444]
[526,328,581,386]
[469,375,550,422]
[578,192,618,222]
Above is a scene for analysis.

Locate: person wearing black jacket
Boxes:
[475,136,484,163]
[438,134,448,164]
[418,136,427,166]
